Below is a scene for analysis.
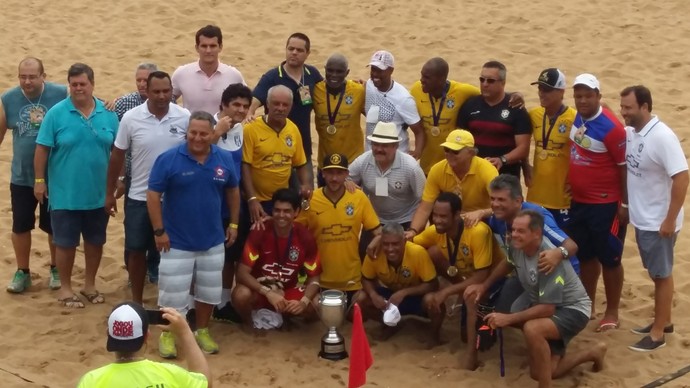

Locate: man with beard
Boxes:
[313,53,365,186]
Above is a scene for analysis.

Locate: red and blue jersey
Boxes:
[568,107,626,204]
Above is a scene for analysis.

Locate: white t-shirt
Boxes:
[364,80,420,152]
[213,113,243,152]
[626,116,688,231]
[115,103,191,201]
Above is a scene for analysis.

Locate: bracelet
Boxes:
[620,203,629,209]
[248,196,258,202]
[300,296,311,306]
[35,178,45,183]
[229,223,239,229]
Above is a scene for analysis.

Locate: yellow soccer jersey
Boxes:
[242,116,307,201]
[413,222,493,278]
[77,359,208,388]
[313,80,365,168]
[422,158,497,212]
[296,188,380,291]
[410,80,480,174]
[526,106,576,209]
[362,241,436,291]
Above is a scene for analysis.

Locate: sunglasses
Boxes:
[479,77,500,84]
[443,147,461,155]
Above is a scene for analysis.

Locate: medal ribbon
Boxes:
[429,81,450,127]
[326,87,346,126]
[540,105,566,150]
[445,222,463,267]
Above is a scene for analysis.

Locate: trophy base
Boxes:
[319,340,348,361]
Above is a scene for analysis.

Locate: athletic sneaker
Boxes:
[630,323,674,335]
[158,332,177,359]
[212,304,243,324]
[48,267,61,290]
[6,270,31,293]
[195,328,219,354]
[628,335,666,352]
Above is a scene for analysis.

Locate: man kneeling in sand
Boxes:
[232,189,321,329]
[360,223,441,340]
[465,210,605,387]
[78,303,210,387]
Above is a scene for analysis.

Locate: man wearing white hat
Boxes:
[77,302,210,387]
[364,50,426,159]
[568,73,627,333]
[348,121,426,258]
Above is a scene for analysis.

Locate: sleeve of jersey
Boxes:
[223,152,239,188]
[416,246,438,282]
[456,101,470,129]
[171,67,182,98]
[398,96,421,125]
[603,121,627,165]
[164,363,208,388]
[348,155,364,184]
[311,66,325,83]
[411,161,427,199]
[35,108,56,147]
[412,226,435,248]
[421,165,442,202]
[538,265,565,305]
[252,72,272,105]
[241,230,262,269]
[291,129,307,167]
[658,129,689,177]
[513,107,533,135]
[114,116,131,151]
[361,256,377,280]
[361,194,381,231]
[541,208,567,246]
[470,223,493,270]
[241,125,255,164]
[147,153,170,193]
[460,84,481,98]
[303,231,322,276]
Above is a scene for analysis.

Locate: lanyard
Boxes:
[445,222,463,266]
[541,105,566,150]
[273,228,293,283]
[326,87,346,125]
[429,81,450,127]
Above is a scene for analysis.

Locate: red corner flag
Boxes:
[348,303,373,388]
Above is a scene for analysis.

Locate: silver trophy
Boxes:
[318,290,348,360]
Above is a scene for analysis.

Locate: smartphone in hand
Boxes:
[146,309,170,325]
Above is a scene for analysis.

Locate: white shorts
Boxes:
[158,244,224,310]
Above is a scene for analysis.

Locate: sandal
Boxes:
[80,290,105,304]
[595,318,619,332]
[59,295,85,308]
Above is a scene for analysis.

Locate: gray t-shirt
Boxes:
[508,237,591,317]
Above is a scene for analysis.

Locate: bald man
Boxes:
[312,54,365,186]
[0,57,67,293]
[410,58,481,174]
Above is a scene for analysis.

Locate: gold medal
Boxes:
[581,137,591,148]
[430,126,441,137]
[300,199,310,211]
[326,125,337,135]
[538,150,548,160]
[446,266,459,277]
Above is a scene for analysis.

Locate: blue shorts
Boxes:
[51,208,109,248]
[567,201,623,268]
[124,199,155,252]
[376,286,427,317]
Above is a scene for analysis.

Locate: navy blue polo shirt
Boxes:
[252,62,323,158]
[148,143,239,251]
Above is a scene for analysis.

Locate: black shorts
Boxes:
[548,307,589,356]
[51,208,109,248]
[124,199,155,252]
[567,201,623,268]
[10,183,52,234]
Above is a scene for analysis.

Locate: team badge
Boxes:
[638,143,644,153]
[558,123,567,133]
[461,245,470,256]
[529,268,537,284]
[401,268,411,278]
[345,95,353,105]
[169,125,180,134]
[215,167,224,177]
[394,181,402,190]
[345,202,355,216]
[501,109,510,119]
[286,135,293,147]
[233,134,242,147]
[446,99,455,109]
[288,247,299,262]
[330,154,342,165]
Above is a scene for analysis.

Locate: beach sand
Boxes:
[1,0,690,386]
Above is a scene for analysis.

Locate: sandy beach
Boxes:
[1,0,690,386]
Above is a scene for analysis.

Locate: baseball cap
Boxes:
[322,153,349,170]
[368,50,395,70]
[440,129,475,151]
[531,68,566,90]
[106,302,148,352]
[573,73,600,90]
[367,121,401,144]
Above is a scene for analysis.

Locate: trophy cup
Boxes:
[318,290,348,360]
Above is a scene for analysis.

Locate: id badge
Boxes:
[299,86,312,105]
[375,177,389,196]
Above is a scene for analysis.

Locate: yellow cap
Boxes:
[440,129,474,151]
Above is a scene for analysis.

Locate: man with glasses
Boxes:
[405,130,497,240]
[458,61,531,178]
[1,57,67,293]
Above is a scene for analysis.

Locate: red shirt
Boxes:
[242,220,321,288]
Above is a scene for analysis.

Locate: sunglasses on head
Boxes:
[479,77,500,84]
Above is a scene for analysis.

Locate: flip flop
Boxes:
[80,290,105,304]
[595,318,619,332]
[59,294,85,309]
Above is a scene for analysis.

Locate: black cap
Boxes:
[530,68,566,90]
[322,153,349,170]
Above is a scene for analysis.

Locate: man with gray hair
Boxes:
[147,110,240,357]
[360,223,440,341]
[114,63,158,120]
[242,85,312,227]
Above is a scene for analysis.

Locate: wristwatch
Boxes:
[558,246,569,259]
[499,155,508,165]
[153,228,165,237]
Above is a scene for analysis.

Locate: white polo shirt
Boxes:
[172,61,245,114]
[348,150,426,224]
[115,103,191,201]
[626,115,688,231]
[364,80,420,153]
